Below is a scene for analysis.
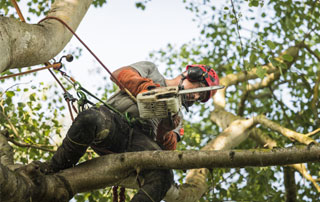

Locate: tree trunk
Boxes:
[284,166,297,202]
[0,0,93,73]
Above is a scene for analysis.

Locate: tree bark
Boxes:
[284,166,297,202]
[0,0,93,73]
[2,145,319,202]
[170,45,302,202]
[0,131,13,167]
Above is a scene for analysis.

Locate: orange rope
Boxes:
[38,16,137,103]
[10,0,76,121]
[0,63,61,80]
[10,0,25,22]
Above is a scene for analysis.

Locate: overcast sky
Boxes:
[60,0,200,83]
[1,0,202,94]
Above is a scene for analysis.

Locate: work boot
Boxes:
[49,137,88,173]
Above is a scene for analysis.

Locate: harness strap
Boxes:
[66,135,88,147]
[136,177,156,202]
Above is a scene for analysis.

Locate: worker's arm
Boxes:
[111,66,159,96]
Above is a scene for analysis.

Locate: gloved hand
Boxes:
[157,114,181,133]
[157,131,178,150]
[156,114,181,150]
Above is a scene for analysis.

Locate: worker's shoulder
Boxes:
[130,61,157,70]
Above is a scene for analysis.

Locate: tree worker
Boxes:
[42,61,219,202]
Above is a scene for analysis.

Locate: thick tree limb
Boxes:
[0,0,93,73]
[1,146,320,202]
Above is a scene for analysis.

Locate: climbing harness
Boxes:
[0,63,62,80]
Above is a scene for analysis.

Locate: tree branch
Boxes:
[213,45,300,108]
[166,116,256,202]
[254,115,316,145]
[7,137,56,153]
[302,43,320,62]
[306,128,320,137]
[237,71,281,116]
[311,71,320,125]
[0,0,93,72]
[284,166,297,202]
[2,146,320,202]
[291,163,320,192]
[0,130,14,167]
[211,108,320,193]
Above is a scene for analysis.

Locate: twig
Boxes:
[303,43,320,62]
[306,128,320,137]
[311,71,320,125]
[0,105,20,139]
[8,137,56,153]
[237,91,248,116]
[268,85,291,123]
[230,0,245,72]
[0,81,33,98]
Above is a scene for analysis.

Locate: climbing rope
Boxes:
[38,16,137,103]
[10,0,25,22]
[7,0,77,121]
[0,63,61,80]
[7,1,143,200]
[8,0,137,121]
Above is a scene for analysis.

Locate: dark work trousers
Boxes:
[50,106,173,202]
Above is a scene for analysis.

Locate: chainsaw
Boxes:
[137,85,224,119]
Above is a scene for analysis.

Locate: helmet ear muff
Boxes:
[186,66,206,83]
[185,64,220,102]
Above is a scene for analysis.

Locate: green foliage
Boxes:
[150,0,320,201]
[1,0,320,201]
[0,82,62,163]
[135,0,152,10]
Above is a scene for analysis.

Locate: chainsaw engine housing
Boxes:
[137,86,181,119]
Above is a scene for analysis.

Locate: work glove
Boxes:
[156,114,181,150]
[157,114,181,133]
[156,131,178,150]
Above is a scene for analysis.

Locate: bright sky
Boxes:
[0,0,202,130]
[1,0,203,116]
[1,0,200,89]
[59,0,200,85]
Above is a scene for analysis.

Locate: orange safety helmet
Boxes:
[186,64,219,102]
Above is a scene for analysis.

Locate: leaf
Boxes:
[5,91,15,98]
[282,54,294,62]
[29,93,36,101]
[256,65,267,79]
[266,40,276,49]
